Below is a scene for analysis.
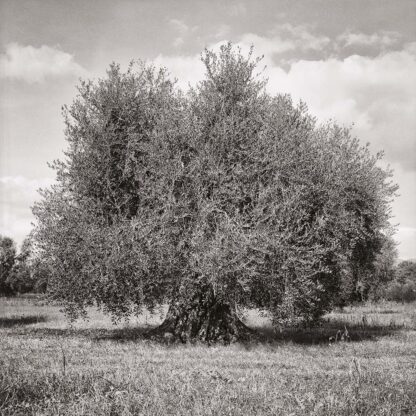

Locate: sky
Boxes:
[0,0,415,259]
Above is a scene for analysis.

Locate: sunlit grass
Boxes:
[1,296,415,415]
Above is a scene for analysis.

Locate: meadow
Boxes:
[1,296,415,415]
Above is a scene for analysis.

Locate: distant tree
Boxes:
[374,235,398,282]
[33,44,398,342]
[0,235,16,296]
[368,234,398,299]
[7,237,37,294]
[31,258,50,293]
[384,260,416,303]
[337,233,398,304]
[395,260,416,284]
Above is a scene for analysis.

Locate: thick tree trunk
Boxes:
[148,286,256,343]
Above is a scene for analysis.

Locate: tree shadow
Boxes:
[0,315,48,328]
[93,327,149,342]
[255,318,404,345]
[4,318,405,346]
[12,325,150,342]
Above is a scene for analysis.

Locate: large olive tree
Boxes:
[33,44,397,342]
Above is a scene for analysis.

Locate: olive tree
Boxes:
[33,44,397,342]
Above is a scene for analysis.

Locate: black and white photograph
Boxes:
[0,1,415,414]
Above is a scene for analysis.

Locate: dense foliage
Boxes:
[0,235,16,295]
[33,44,397,339]
[395,260,416,284]
[384,260,416,303]
[0,235,48,295]
[6,237,34,294]
[7,236,49,294]
[337,233,398,304]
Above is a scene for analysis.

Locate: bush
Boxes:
[384,282,416,303]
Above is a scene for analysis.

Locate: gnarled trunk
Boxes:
[149,286,256,343]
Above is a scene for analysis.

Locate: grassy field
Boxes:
[1,297,415,415]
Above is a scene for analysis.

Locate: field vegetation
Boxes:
[1,296,415,415]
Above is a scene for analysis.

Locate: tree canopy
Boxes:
[33,44,397,341]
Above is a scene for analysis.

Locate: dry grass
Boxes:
[1,297,415,415]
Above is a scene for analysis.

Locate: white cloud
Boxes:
[337,30,401,48]
[261,43,416,170]
[390,165,416,259]
[0,176,55,245]
[0,176,54,197]
[156,24,331,88]
[169,19,189,35]
[0,43,86,83]
[155,38,416,168]
[154,54,205,89]
[168,19,198,49]
[155,38,416,169]
[237,33,295,61]
[275,23,331,51]
[173,37,185,48]
[214,25,231,40]
[237,25,330,62]
[394,227,416,260]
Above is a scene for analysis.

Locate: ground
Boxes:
[1,296,415,415]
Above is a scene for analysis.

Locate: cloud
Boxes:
[236,25,330,62]
[275,23,331,51]
[237,33,296,60]
[0,176,55,245]
[168,19,198,49]
[261,42,416,170]
[154,54,205,89]
[169,19,189,35]
[155,36,416,169]
[390,165,416,256]
[214,25,231,40]
[156,23,331,87]
[337,30,401,48]
[155,35,415,166]
[0,43,86,83]
[394,227,416,260]
[0,176,54,198]
[173,37,185,48]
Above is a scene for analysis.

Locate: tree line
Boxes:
[0,234,48,295]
